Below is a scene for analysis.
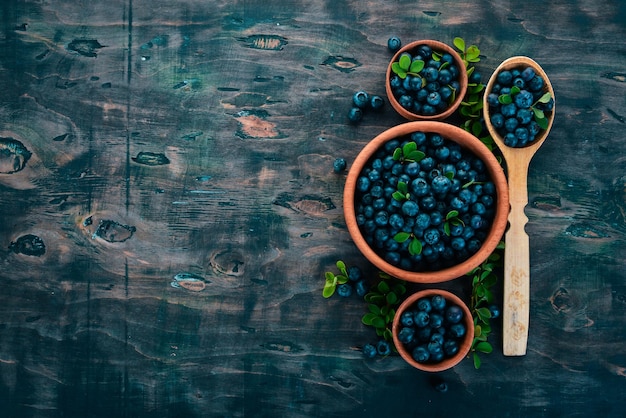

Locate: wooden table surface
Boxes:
[1,1,625,417]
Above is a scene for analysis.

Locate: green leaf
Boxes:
[377,281,390,294]
[397,181,408,194]
[362,312,377,325]
[368,294,384,304]
[394,231,411,243]
[392,283,406,295]
[466,45,480,62]
[446,210,459,220]
[399,54,411,71]
[477,307,492,319]
[380,305,389,316]
[475,341,493,354]
[392,191,406,201]
[443,222,451,236]
[474,324,482,338]
[368,304,381,315]
[392,147,402,161]
[324,271,335,282]
[444,171,454,180]
[383,328,393,342]
[336,275,349,285]
[409,238,423,255]
[536,114,549,130]
[510,85,521,95]
[323,282,336,298]
[371,316,386,329]
[386,291,398,305]
[473,352,482,369]
[453,37,466,52]
[498,94,512,105]
[402,141,417,156]
[472,120,483,137]
[409,60,424,74]
[406,150,425,162]
[537,92,552,103]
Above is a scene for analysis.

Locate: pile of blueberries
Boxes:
[397,294,468,364]
[486,66,554,147]
[355,131,497,272]
[388,44,464,116]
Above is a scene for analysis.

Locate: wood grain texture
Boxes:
[0,0,625,417]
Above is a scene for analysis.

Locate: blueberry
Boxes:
[519,66,535,81]
[337,283,352,297]
[439,85,453,101]
[429,313,444,329]
[489,304,501,319]
[404,161,420,176]
[384,251,401,265]
[333,158,347,173]
[427,340,443,355]
[431,175,451,195]
[376,339,391,356]
[355,280,368,296]
[515,127,529,143]
[388,213,405,230]
[504,117,519,132]
[431,295,446,311]
[512,77,525,89]
[426,91,441,107]
[450,237,466,251]
[423,66,439,82]
[490,113,504,129]
[445,305,464,324]
[400,310,414,327]
[390,74,403,90]
[430,376,448,393]
[528,75,544,92]
[448,323,466,338]
[353,91,370,109]
[469,71,482,84]
[348,107,363,123]
[356,176,370,192]
[414,310,430,328]
[430,332,445,345]
[410,177,430,196]
[417,297,433,313]
[387,36,402,52]
[398,94,414,110]
[514,90,533,109]
[401,200,419,217]
[438,68,452,85]
[398,327,415,344]
[415,212,431,230]
[412,345,430,363]
[419,196,437,212]
[501,103,517,118]
[496,70,513,86]
[347,266,363,281]
[370,95,385,111]
[487,93,500,107]
[363,343,378,358]
[443,340,459,356]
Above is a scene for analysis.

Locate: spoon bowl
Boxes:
[483,56,555,356]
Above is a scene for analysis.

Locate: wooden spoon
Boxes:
[482,56,555,356]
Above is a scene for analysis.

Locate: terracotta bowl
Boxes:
[386,40,468,121]
[392,289,474,372]
[482,56,555,151]
[343,121,509,283]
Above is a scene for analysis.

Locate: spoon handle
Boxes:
[502,158,531,356]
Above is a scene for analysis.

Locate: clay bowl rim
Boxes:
[343,121,509,284]
[385,39,469,121]
[482,56,556,155]
[392,288,474,372]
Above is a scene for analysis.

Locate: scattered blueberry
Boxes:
[387,36,402,52]
[336,283,353,297]
[353,90,370,109]
[429,376,449,393]
[333,158,347,173]
[354,279,368,296]
[348,107,363,124]
[370,95,385,110]
[489,304,501,319]
[362,343,378,358]
[377,339,391,356]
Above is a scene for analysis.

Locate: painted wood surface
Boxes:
[0,0,625,416]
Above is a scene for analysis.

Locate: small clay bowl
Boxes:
[386,40,468,121]
[343,121,509,283]
[392,289,474,372]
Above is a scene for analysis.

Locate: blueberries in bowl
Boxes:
[485,64,554,147]
[353,130,498,273]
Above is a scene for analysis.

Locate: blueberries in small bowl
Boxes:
[393,289,473,372]
[385,40,468,120]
